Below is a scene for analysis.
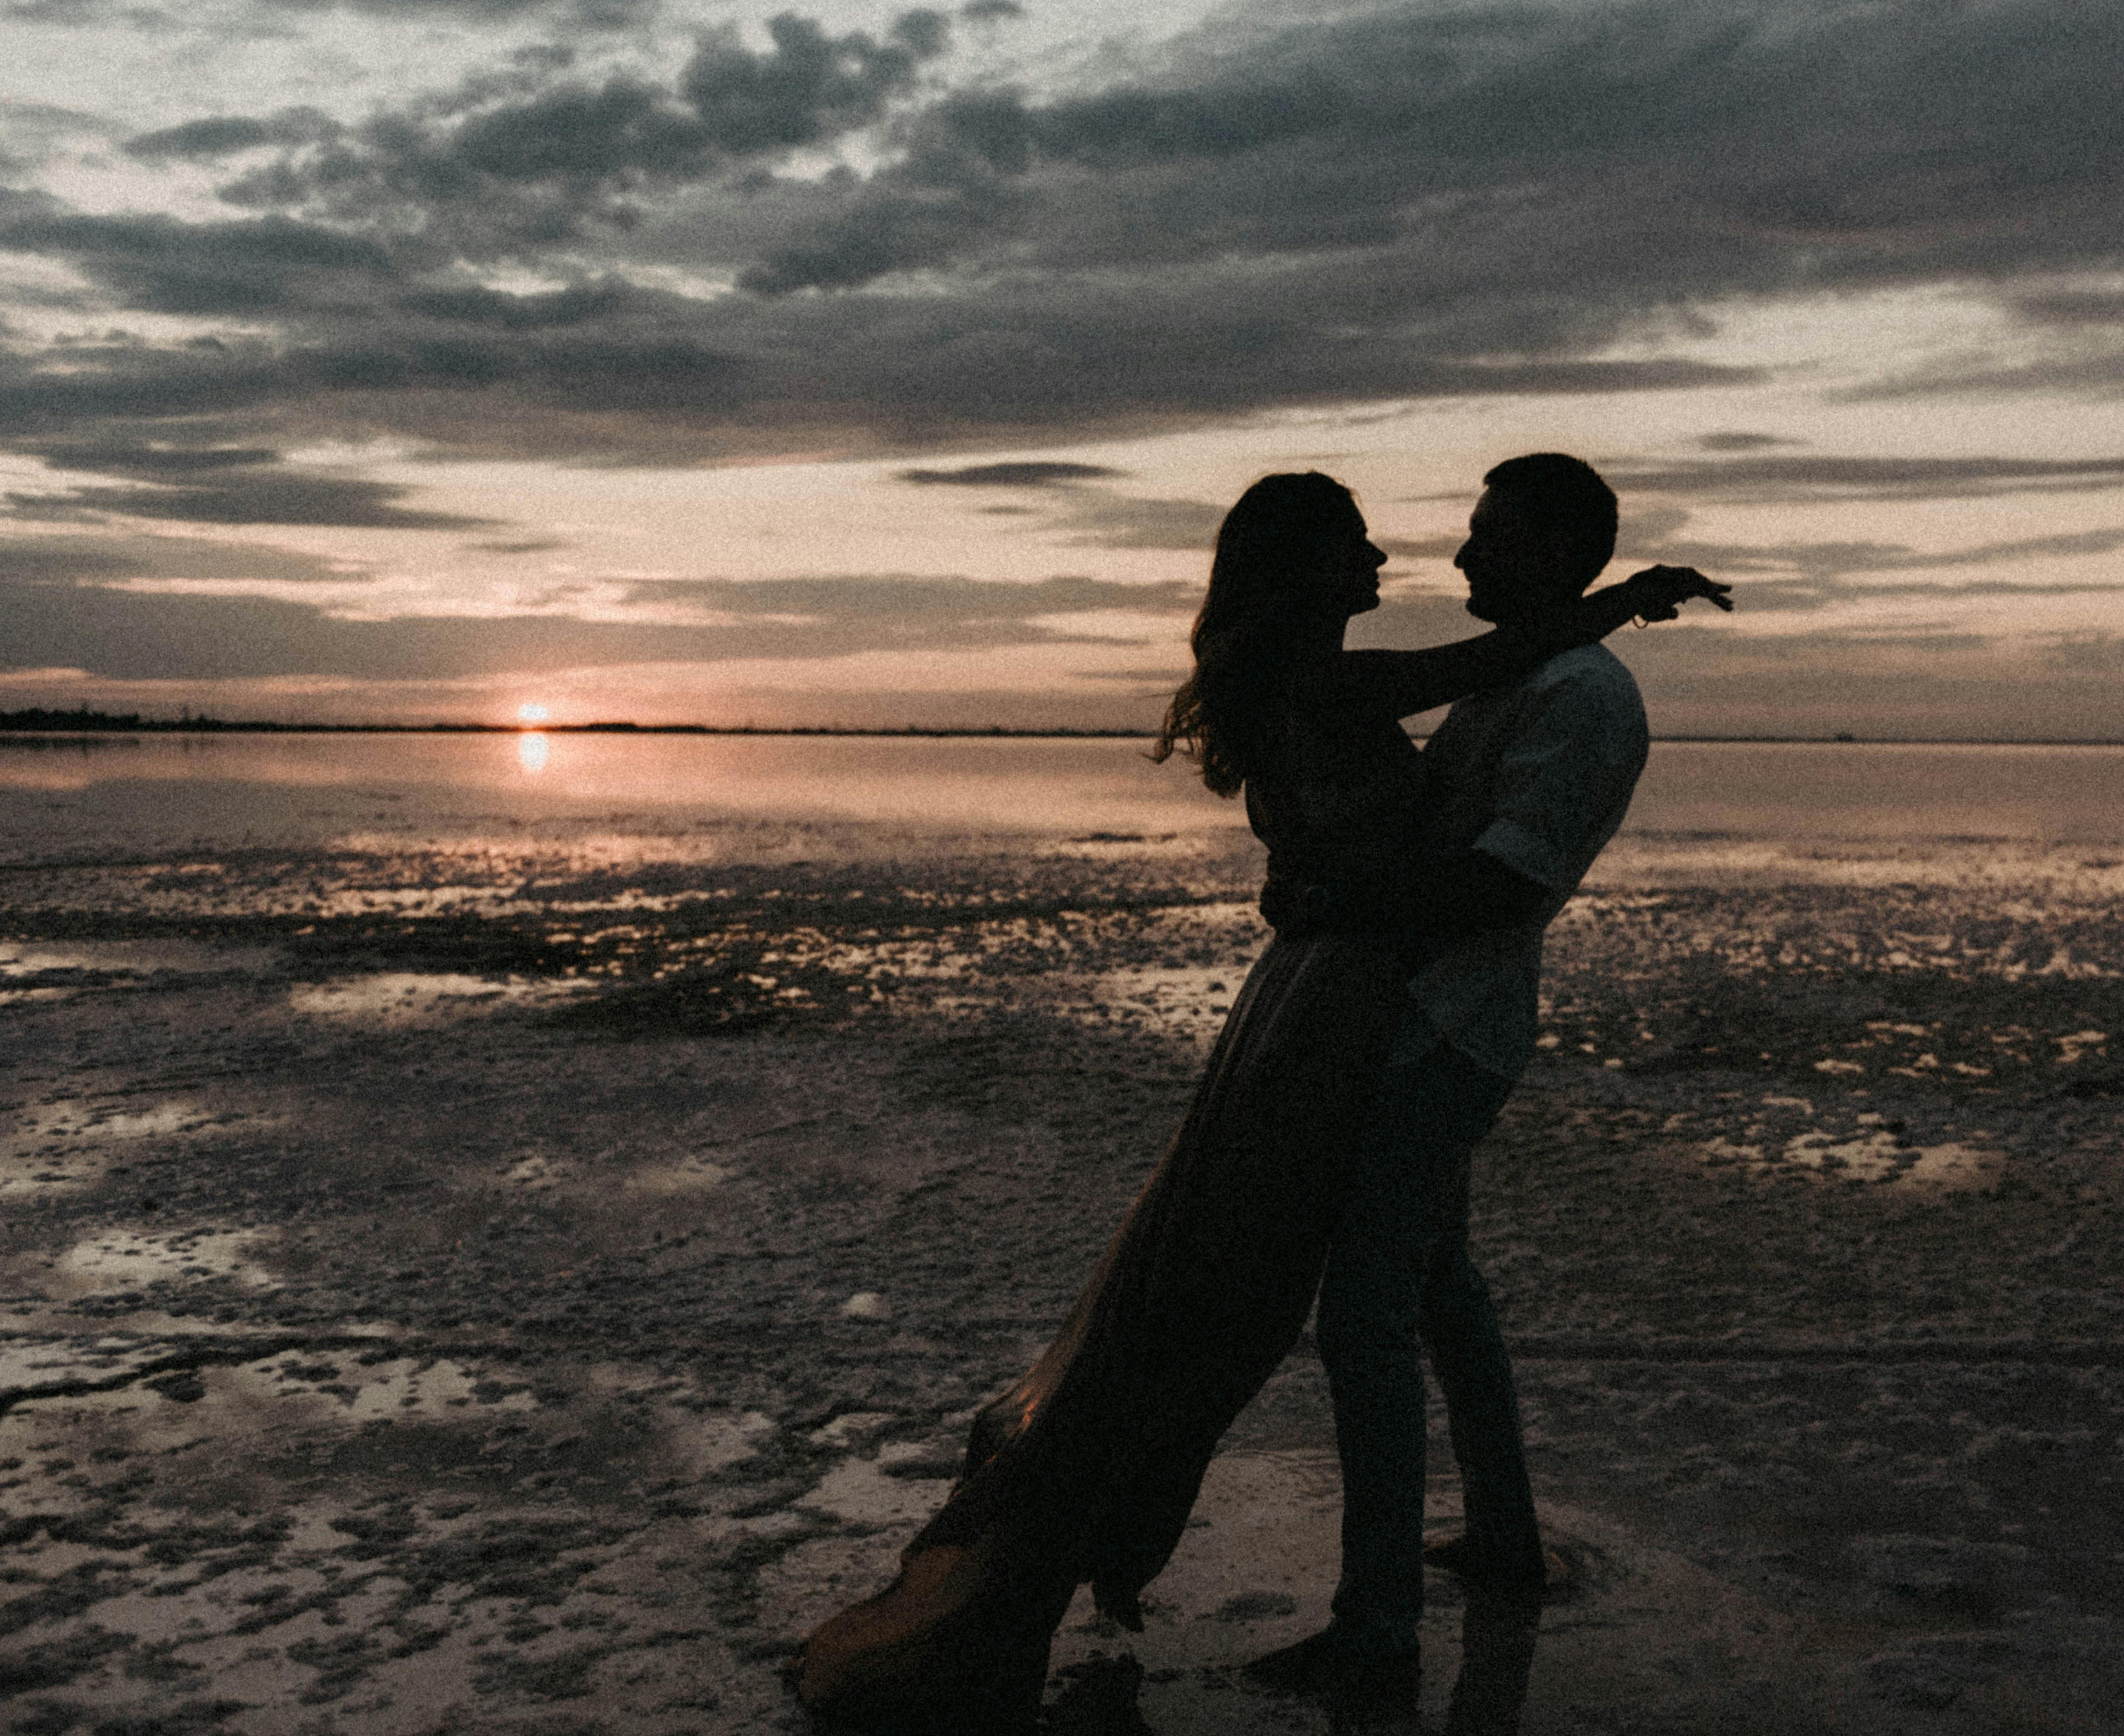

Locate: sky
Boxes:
[2,0,2121,737]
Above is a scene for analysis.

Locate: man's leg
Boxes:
[1421,1235,1544,1589]
[1311,1034,1516,1654]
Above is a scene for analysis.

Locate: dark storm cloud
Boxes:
[2010,290,2124,327]
[6,474,495,530]
[305,0,654,18]
[1696,432,1801,452]
[6,0,651,24]
[896,460,1123,485]
[0,256,1761,463]
[0,212,396,316]
[26,442,282,477]
[185,10,953,249]
[736,0,2124,296]
[6,443,497,529]
[0,346,290,436]
[0,529,372,586]
[6,0,2124,465]
[398,283,635,327]
[680,10,950,155]
[1604,454,2124,503]
[0,578,662,680]
[1854,348,2124,399]
[1050,494,1225,550]
[122,111,339,162]
[0,569,1194,681]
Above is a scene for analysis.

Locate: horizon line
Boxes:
[3,710,2124,748]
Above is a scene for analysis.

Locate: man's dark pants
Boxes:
[1313,1021,1541,1654]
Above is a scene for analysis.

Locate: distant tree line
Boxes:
[0,706,302,732]
[0,706,1153,737]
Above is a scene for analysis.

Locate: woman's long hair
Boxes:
[1150,471,1357,797]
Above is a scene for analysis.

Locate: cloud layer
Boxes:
[3,0,2119,479]
[5,1,2124,733]
[0,562,1193,682]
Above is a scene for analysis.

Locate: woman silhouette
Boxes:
[796,472,1723,1732]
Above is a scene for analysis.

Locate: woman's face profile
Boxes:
[1318,509,1387,618]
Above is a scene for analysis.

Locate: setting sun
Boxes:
[516,702,550,726]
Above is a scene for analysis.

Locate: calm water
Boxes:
[4,733,2124,867]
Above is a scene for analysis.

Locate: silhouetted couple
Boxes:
[797,455,1730,1731]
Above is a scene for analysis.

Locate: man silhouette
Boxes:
[1247,453,1727,1711]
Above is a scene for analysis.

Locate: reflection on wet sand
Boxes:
[1440,1598,1542,1736]
[1039,1596,1541,1734]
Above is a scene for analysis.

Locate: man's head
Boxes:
[1454,453,1618,625]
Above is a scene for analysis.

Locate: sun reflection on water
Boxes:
[517,731,549,774]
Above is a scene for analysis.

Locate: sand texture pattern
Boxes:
[3,811,2122,1733]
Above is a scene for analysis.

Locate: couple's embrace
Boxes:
[798,455,1731,1731]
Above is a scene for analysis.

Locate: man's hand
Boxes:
[1401,849,1551,939]
[1624,565,1732,621]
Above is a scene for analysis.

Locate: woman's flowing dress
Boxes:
[797,696,1427,1733]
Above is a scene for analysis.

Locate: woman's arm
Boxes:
[1324,565,1731,719]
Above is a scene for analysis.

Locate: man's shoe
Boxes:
[1242,1627,1419,1701]
[1422,1532,1571,1603]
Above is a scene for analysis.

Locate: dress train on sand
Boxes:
[796,928,1409,1733]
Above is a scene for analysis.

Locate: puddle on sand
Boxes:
[486,1145,732,1197]
[0,1335,185,1402]
[288,971,592,1025]
[0,939,281,980]
[3,1098,277,1198]
[1699,1105,1999,1194]
[0,936,283,1007]
[223,1353,537,1423]
[623,1156,736,1195]
[48,1229,280,1298]
[499,1153,572,1192]
[799,1438,958,1528]
[695,1410,777,1474]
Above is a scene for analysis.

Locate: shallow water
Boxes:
[4,731,2124,867]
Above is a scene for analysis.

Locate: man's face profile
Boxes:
[1453,486,1564,625]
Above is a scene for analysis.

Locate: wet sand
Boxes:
[3,817,2121,1732]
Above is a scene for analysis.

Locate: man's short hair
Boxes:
[1483,452,1618,586]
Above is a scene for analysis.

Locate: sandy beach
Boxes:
[3,743,2122,1733]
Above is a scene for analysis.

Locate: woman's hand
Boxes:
[1623,565,1733,622]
